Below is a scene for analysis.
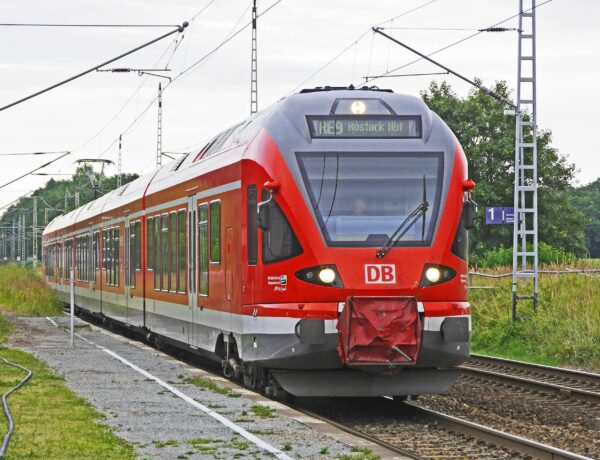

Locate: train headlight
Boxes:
[425,267,441,283]
[350,100,366,115]
[296,265,343,288]
[419,264,456,287]
[318,268,337,284]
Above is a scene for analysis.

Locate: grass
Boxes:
[0,264,134,459]
[0,347,135,459]
[183,375,241,397]
[0,264,63,316]
[250,404,275,418]
[470,262,600,367]
[338,447,380,460]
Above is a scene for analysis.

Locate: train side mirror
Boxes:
[463,199,477,230]
[257,197,273,231]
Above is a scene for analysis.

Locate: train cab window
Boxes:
[261,190,303,264]
[247,185,258,265]
[209,201,221,264]
[198,203,209,296]
[452,201,469,261]
[177,210,187,293]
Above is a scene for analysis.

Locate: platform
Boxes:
[8,315,407,459]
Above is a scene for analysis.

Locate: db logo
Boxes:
[365,264,396,284]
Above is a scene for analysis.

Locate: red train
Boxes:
[42,87,476,398]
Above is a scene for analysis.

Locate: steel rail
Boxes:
[404,402,592,460]
[0,357,33,458]
[464,354,600,404]
[60,312,594,459]
[288,403,424,460]
[469,354,600,383]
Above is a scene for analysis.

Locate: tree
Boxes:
[570,178,600,258]
[421,81,587,263]
[0,168,138,262]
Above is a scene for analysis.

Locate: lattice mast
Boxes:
[156,83,163,167]
[511,0,539,319]
[250,0,258,115]
[32,196,38,267]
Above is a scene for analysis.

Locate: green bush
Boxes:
[475,242,576,268]
[0,263,63,315]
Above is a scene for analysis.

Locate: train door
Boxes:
[225,227,233,303]
[91,230,101,313]
[187,195,198,346]
[87,230,94,309]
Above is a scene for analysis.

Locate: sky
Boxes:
[1,0,598,214]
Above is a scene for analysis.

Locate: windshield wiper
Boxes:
[376,175,429,259]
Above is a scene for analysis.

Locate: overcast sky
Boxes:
[1,0,598,213]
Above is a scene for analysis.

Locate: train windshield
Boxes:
[297,152,443,247]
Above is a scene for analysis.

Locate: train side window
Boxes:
[161,214,169,291]
[177,210,186,293]
[116,227,121,286]
[58,242,63,278]
[247,185,258,265]
[261,190,303,264]
[169,212,177,292]
[147,217,154,271]
[209,201,221,264]
[93,232,99,282]
[134,221,141,271]
[129,222,136,288]
[153,217,160,289]
[198,203,209,296]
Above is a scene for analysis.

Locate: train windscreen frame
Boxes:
[296,151,444,247]
[306,115,421,139]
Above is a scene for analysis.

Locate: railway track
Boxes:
[293,397,591,460]
[462,354,600,405]
[71,313,595,459]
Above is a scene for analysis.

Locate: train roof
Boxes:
[43,87,442,237]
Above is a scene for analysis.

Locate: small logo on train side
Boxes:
[365,264,396,284]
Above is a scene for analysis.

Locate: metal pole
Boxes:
[156,83,163,167]
[11,218,15,260]
[117,134,122,188]
[32,196,38,267]
[70,268,74,347]
[250,0,258,115]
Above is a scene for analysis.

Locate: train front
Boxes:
[240,88,476,397]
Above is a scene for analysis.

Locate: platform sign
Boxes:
[486,207,515,225]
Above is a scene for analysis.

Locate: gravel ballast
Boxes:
[9,316,361,459]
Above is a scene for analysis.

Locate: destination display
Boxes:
[307,115,421,139]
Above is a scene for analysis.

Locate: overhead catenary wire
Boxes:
[0,23,181,28]
[91,0,282,164]
[361,0,554,85]
[0,23,187,113]
[0,152,71,191]
[288,0,439,94]
[0,150,69,156]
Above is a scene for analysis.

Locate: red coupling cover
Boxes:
[337,296,421,366]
